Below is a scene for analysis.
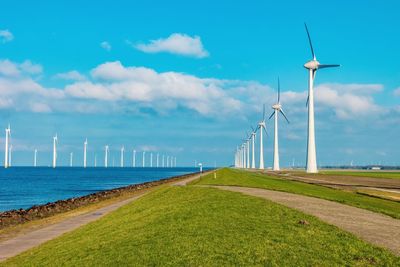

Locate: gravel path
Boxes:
[213,185,400,256]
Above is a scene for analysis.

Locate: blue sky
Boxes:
[0,0,400,167]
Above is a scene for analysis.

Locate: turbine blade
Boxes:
[306,96,309,107]
[318,64,340,69]
[268,111,275,120]
[263,125,268,137]
[278,77,280,103]
[304,23,315,60]
[262,104,266,121]
[251,126,255,132]
[280,109,290,123]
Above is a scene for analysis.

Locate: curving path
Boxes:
[213,185,400,255]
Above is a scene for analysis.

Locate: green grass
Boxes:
[191,168,400,219]
[3,186,399,266]
[320,171,400,180]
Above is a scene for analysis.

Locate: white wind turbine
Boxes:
[83,138,88,168]
[257,105,268,169]
[132,149,136,167]
[52,134,58,168]
[250,127,257,169]
[9,145,12,167]
[150,152,153,167]
[268,78,289,171]
[105,145,109,168]
[304,23,340,173]
[163,155,165,167]
[34,149,37,167]
[4,124,10,168]
[245,133,250,168]
[142,151,145,167]
[120,146,124,167]
[70,152,73,167]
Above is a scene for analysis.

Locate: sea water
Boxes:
[0,167,200,211]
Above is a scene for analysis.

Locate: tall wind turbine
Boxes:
[120,146,124,167]
[83,138,88,168]
[4,124,10,168]
[150,153,153,167]
[70,152,73,167]
[105,145,109,168]
[257,105,267,169]
[9,145,12,167]
[52,134,58,168]
[94,154,97,167]
[304,23,340,173]
[269,78,290,171]
[250,127,256,169]
[34,149,37,167]
[142,151,145,167]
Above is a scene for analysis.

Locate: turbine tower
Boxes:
[120,146,124,167]
[83,138,88,168]
[142,151,145,167]
[52,134,58,168]
[250,127,256,169]
[257,105,267,169]
[9,145,12,167]
[304,24,340,173]
[34,149,37,167]
[150,153,153,167]
[4,124,10,168]
[132,149,136,167]
[269,78,290,171]
[105,145,109,168]
[70,152,73,167]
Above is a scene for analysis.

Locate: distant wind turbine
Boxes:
[70,152,73,167]
[104,145,109,168]
[257,105,267,169]
[304,23,340,173]
[268,78,289,171]
[142,151,145,167]
[83,138,88,168]
[250,127,256,169]
[150,153,153,167]
[132,149,136,167]
[34,149,37,167]
[52,134,58,168]
[120,146,125,167]
[94,154,97,167]
[4,124,10,168]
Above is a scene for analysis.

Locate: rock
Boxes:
[298,220,310,225]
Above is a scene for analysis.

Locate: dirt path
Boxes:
[0,172,204,262]
[213,185,400,256]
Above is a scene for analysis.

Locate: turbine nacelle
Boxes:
[272,103,282,110]
[303,59,320,70]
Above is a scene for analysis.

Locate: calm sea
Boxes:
[0,167,201,212]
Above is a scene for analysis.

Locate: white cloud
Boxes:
[100,41,111,51]
[393,87,400,96]
[54,70,86,81]
[0,59,20,76]
[0,59,42,77]
[134,33,209,58]
[0,30,13,43]
[19,60,43,75]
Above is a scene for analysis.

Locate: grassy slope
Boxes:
[191,168,400,219]
[320,171,400,180]
[4,186,399,266]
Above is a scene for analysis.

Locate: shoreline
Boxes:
[0,171,201,229]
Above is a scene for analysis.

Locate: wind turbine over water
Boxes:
[104,145,109,168]
[304,23,340,173]
[83,138,88,168]
[4,124,11,168]
[269,78,290,171]
[52,134,58,168]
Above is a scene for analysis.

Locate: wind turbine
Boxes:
[104,145,109,168]
[52,134,58,168]
[83,138,88,168]
[132,149,136,167]
[9,145,12,167]
[94,154,97,167]
[70,152,73,167]
[142,151,145,167]
[250,127,256,169]
[150,152,153,167]
[257,104,268,169]
[4,124,10,168]
[163,155,165,167]
[269,78,290,171]
[120,146,125,167]
[304,23,340,173]
[34,149,37,167]
[245,133,250,168]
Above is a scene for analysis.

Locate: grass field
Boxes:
[320,171,400,180]
[191,168,400,219]
[3,185,399,266]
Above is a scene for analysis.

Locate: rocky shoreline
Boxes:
[0,172,199,229]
